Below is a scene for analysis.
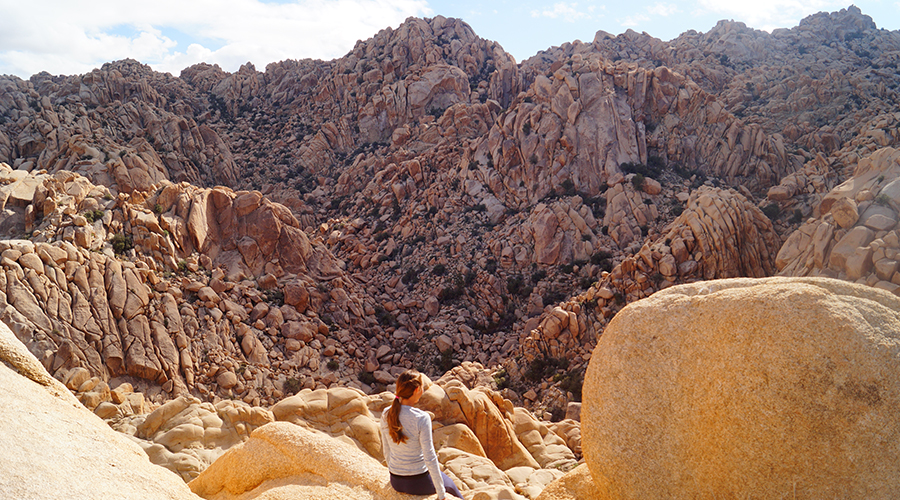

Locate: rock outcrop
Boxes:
[582,277,900,499]
[188,421,425,500]
[776,147,900,291]
[124,363,578,499]
[0,320,199,499]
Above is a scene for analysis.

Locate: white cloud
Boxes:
[530,2,592,21]
[648,3,679,17]
[694,0,845,31]
[0,0,431,78]
[621,14,651,27]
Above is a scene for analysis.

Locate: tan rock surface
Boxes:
[0,321,199,500]
[189,421,435,500]
[583,277,900,499]
[534,464,604,500]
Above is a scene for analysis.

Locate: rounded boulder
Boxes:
[583,277,900,499]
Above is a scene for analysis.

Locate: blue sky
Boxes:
[0,1,898,78]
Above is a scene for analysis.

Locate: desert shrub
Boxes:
[111,233,133,255]
[264,289,284,306]
[631,173,645,190]
[358,371,376,385]
[506,274,531,297]
[762,203,781,220]
[437,349,455,372]
[374,306,399,328]
[84,209,105,223]
[402,267,422,285]
[326,359,339,371]
[555,366,585,401]
[493,368,510,390]
[526,356,569,382]
[284,377,302,395]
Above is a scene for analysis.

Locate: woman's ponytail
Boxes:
[387,370,423,444]
[387,396,406,444]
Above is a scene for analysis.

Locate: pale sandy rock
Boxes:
[188,421,438,500]
[828,226,875,271]
[272,387,382,460]
[512,408,577,470]
[116,396,274,481]
[830,197,860,228]
[0,321,199,500]
[583,277,900,499]
[438,447,525,500]
[421,378,540,471]
[534,464,604,500]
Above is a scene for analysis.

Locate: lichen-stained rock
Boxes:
[583,277,900,499]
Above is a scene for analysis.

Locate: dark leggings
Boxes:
[390,471,463,498]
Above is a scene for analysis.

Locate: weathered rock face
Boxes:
[188,421,414,500]
[777,147,900,291]
[101,362,576,499]
[0,321,199,500]
[0,60,238,194]
[520,186,781,393]
[466,57,798,209]
[582,277,900,499]
[534,464,603,500]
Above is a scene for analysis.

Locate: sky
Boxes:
[0,1,898,79]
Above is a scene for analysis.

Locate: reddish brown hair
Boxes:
[386,370,423,444]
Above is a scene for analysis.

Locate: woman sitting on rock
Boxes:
[380,369,463,499]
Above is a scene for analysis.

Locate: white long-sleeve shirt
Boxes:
[380,404,446,499]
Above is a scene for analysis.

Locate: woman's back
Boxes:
[380,405,432,476]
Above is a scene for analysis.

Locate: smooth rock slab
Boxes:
[583,277,900,500]
[0,321,198,500]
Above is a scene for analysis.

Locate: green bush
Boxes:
[84,209,105,223]
[631,173,645,190]
[111,233,133,255]
[284,377,302,395]
[762,203,781,220]
[326,359,339,371]
[526,356,569,382]
[358,371,376,385]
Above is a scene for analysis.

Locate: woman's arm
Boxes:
[417,413,446,499]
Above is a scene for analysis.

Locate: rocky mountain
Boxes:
[1,5,899,498]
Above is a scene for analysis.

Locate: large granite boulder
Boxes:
[0,321,198,500]
[583,277,900,499]
[188,421,435,500]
